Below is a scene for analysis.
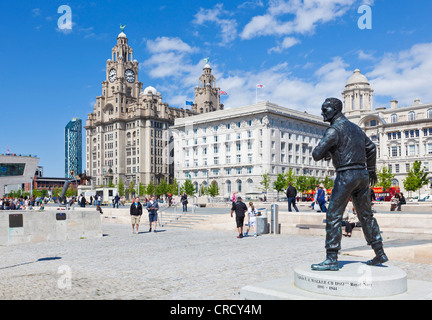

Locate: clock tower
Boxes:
[85,27,195,189]
[97,29,143,124]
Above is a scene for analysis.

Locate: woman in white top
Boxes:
[343,206,359,237]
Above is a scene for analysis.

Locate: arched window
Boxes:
[408,111,416,121]
[247,179,253,193]
[391,179,399,187]
[226,180,231,194]
[391,114,398,123]
[428,109,432,119]
[237,180,242,193]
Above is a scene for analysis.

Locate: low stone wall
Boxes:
[0,210,102,246]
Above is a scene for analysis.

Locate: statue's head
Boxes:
[321,98,343,123]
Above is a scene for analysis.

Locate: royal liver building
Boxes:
[85,28,224,188]
[85,29,198,188]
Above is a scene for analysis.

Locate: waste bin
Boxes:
[256,216,269,235]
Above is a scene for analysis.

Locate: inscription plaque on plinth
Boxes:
[294,261,407,298]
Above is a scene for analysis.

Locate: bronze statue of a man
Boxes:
[311,98,388,271]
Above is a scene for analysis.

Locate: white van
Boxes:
[409,194,429,202]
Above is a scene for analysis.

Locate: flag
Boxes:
[219,91,227,95]
[186,101,194,106]
[256,84,264,88]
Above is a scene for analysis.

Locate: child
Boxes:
[246,202,259,237]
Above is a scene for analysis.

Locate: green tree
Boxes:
[377,166,395,191]
[156,179,169,197]
[208,181,220,198]
[306,176,322,191]
[138,182,146,197]
[322,176,334,190]
[403,161,429,197]
[286,168,297,189]
[181,179,196,196]
[168,178,179,196]
[273,173,287,201]
[127,181,136,198]
[295,176,308,200]
[146,181,156,196]
[260,171,271,195]
[118,178,125,197]
[53,186,61,198]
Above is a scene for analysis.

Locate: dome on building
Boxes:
[204,63,212,69]
[143,86,157,95]
[346,69,369,85]
[118,32,127,38]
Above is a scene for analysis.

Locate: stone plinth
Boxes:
[241,258,432,300]
[294,261,407,298]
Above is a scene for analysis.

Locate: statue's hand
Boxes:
[369,171,377,186]
[324,152,332,161]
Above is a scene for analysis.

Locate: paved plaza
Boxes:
[1,219,432,300]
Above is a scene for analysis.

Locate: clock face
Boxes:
[125,69,136,83]
[109,69,117,83]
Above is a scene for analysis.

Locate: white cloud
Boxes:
[367,42,432,106]
[218,56,351,115]
[193,4,238,45]
[358,50,375,61]
[241,0,357,39]
[268,36,301,53]
[146,37,197,54]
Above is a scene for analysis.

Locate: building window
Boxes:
[408,111,416,121]
[391,114,398,123]
[428,109,432,119]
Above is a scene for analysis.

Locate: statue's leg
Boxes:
[351,170,388,266]
[325,172,352,252]
[312,171,352,271]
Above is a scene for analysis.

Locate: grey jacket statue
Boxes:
[310,98,388,271]
[312,113,376,174]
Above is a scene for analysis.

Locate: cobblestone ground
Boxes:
[0,223,431,300]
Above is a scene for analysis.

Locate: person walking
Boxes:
[114,194,120,208]
[130,197,143,234]
[146,195,159,233]
[181,192,188,212]
[286,182,299,212]
[246,202,259,237]
[316,185,327,213]
[230,196,248,238]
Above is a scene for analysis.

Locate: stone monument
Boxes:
[311,98,388,271]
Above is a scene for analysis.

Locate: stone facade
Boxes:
[342,69,432,195]
[85,31,196,188]
[172,102,333,198]
[192,63,224,114]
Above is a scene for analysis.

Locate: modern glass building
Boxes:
[65,118,82,179]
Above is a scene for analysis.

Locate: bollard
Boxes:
[271,204,280,234]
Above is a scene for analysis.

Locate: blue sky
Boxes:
[1,0,432,177]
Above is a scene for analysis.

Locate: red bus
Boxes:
[373,187,400,201]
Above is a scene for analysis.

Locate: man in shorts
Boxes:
[130,197,143,234]
[230,196,248,238]
[146,195,159,233]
